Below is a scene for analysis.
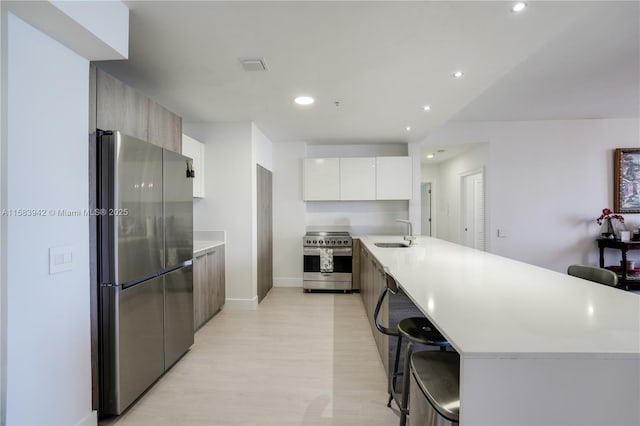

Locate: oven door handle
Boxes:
[303,247,352,256]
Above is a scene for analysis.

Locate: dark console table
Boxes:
[597,238,640,290]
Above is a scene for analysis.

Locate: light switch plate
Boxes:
[49,246,73,274]
[497,229,509,238]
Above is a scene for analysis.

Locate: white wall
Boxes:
[251,123,273,171]
[423,119,640,272]
[408,142,422,235]
[4,12,92,426]
[272,143,306,287]
[184,122,256,307]
[49,0,129,58]
[5,0,128,61]
[0,7,8,422]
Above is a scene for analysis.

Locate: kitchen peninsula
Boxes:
[359,236,640,426]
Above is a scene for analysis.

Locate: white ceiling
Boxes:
[96,1,640,150]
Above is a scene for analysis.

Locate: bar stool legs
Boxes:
[399,340,414,426]
[388,334,404,408]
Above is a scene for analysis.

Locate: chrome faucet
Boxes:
[396,219,416,245]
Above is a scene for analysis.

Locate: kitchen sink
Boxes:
[374,242,410,248]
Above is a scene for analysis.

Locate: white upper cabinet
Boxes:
[340,157,376,200]
[303,158,340,200]
[303,156,412,201]
[181,134,205,198]
[376,157,412,200]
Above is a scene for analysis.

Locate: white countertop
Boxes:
[360,235,640,358]
[193,240,224,255]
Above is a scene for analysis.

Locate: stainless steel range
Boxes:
[303,232,353,291]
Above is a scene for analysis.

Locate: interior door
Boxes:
[421,182,432,236]
[257,165,273,302]
[462,172,485,250]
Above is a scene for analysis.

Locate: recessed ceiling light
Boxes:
[294,96,314,105]
[406,126,412,131]
[512,2,527,13]
[453,71,464,79]
[426,154,435,159]
[423,105,431,111]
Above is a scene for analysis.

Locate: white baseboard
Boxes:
[76,411,97,426]
[274,277,302,287]
[224,296,258,310]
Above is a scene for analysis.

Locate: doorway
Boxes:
[461,171,485,250]
[420,182,432,236]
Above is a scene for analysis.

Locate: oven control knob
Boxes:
[344,240,349,245]
[312,240,316,244]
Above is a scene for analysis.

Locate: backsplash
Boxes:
[194,230,226,242]
[305,200,410,236]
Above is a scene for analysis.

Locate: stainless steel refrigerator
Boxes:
[97,130,194,415]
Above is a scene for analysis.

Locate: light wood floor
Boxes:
[101,288,399,426]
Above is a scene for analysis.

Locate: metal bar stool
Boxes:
[373,272,449,423]
[408,351,460,426]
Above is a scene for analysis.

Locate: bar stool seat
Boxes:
[409,351,460,425]
[397,317,448,348]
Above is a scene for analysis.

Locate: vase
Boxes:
[606,217,617,239]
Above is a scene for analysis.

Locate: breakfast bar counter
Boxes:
[360,235,640,426]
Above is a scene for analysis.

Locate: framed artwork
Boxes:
[615,148,640,213]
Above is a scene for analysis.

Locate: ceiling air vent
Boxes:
[239,57,269,72]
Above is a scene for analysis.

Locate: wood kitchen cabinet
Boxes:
[359,244,389,374]
[352,238,361,291]
[94,67,182,153]
[148,101,182,153]
[96,68,149,141]
[193,244,226,330]
[193,251,208,328]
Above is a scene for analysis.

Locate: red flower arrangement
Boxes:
[596,208,624,225]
